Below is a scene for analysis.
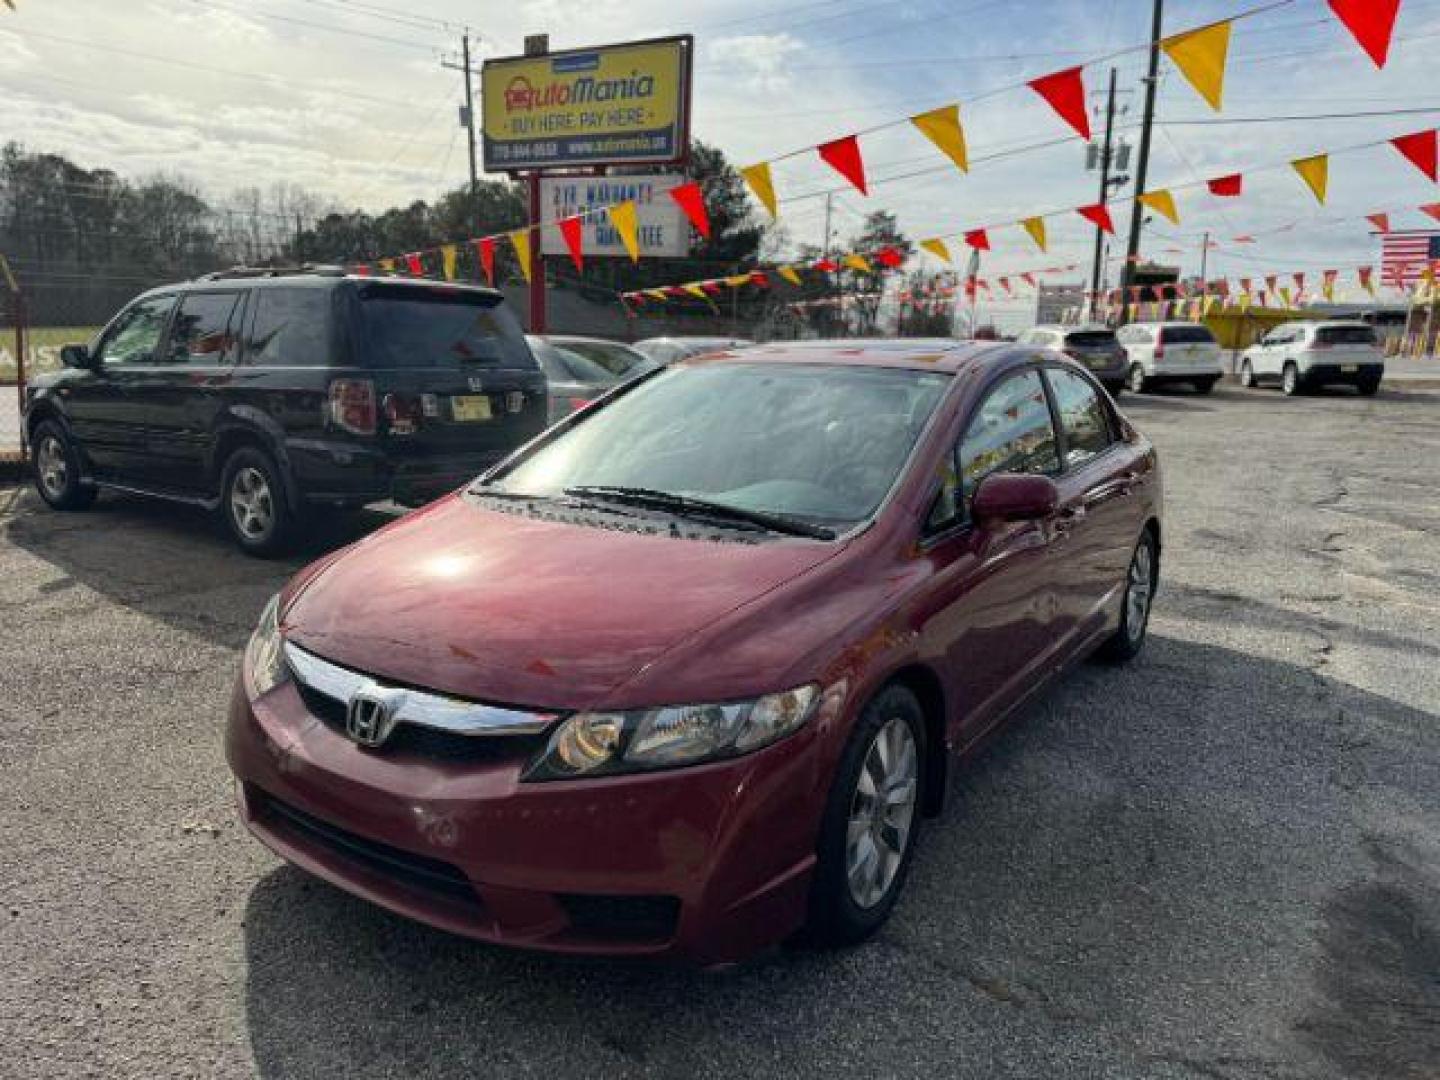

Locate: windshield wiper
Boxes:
[563,486,835,540]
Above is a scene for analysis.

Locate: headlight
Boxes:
[244,593,289,695]
[524,685,820,781]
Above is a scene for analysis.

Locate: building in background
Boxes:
[1035,282,1087,325]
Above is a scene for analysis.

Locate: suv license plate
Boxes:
[451,395,493,422]
[1341,364,1358,373]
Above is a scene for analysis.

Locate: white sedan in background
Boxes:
[1117,322,1224,395]
[1238,321,1384,396]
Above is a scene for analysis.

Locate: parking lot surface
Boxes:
[3,386,1439,1079]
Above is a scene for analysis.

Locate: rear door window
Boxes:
[243,288,332,367]
[358,285,535,370]
[1161,325,1216,344]
[1316,326,1377,346]
[1047,368,1115,468]
[165,292,243,365]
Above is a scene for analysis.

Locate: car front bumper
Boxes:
[225,672,829,965]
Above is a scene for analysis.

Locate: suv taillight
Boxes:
[328,379,377,435]
[1153,339,1166,360]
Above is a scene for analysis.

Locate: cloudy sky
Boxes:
[2,0,1439,313]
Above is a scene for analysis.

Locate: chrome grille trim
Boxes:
[283,641,553,737]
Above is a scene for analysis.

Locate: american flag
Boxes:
[1380,231,1440,290]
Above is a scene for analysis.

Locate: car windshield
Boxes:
[557,340,656,378]
[488,362,950,531]
[357,285,535,369]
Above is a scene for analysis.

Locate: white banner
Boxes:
[540,174,689,258]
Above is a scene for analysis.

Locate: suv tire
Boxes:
[1281,362,1303,396]
[807,684,926,948]
[1193,377,1218,395]
[1127,363,1150,394]
[221,446,294,557]
[1357,375,1381,396]
[31,421,96,511]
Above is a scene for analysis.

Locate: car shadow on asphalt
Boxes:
[2,485,405,647]
[238,634,1440,1079]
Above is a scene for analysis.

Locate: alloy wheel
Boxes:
[229,466,275,540]
[846,715,918,909]
[37,435,68,501]
[1126,540,1155,644]
[1128,365,1147,393]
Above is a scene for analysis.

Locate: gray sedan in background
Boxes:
[633,336,755,366]
[1016,324,1129,395]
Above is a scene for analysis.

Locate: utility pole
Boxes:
[1089,67,1119,323]
[443,32,482,236]
[1199,230,1210,284]
[1121,0,1164,318]
[822,192,839,336]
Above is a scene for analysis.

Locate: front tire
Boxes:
[31,421,96,511]
[221,447,294,557]
[1127,363,1150,394]
[1098,530,1158,663]
[808,685,926,947]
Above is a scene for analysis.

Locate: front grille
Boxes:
[256,790,481,908]
[558,893,681,943]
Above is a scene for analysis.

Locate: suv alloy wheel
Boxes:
[31,421,96,511]
[221,447,294,556]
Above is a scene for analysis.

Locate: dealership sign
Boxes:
[482,36,692,172]
[539,175,689,258]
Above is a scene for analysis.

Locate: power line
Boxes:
[177,0,443,53]
[298,0,468,33]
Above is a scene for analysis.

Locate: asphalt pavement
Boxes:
[3,384,1439,1079]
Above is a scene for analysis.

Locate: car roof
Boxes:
[636,336,753,346]
[139,273,505,302]
[1128,320,1213,329]
[545,335,640,348]
[1034,324,1113,333]
[700,338,1016,375]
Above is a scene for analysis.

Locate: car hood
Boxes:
[283,494,842,711]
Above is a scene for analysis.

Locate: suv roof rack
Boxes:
[195,264,349,282]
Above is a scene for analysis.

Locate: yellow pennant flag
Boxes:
[379,257,396,275]
[1278,286,1294,308]
[1126,302,1139,323]
[1161,20,1231,112]
[683,284,709,300]
[1021,216,1048,253]
[608,201,641,263]
[646,288,668,301]
[741,162,778,220]
[1203,295,1219,318]
[1237,293,1252,313]
[1292,154,1329,204]
[508,228,533,283]
[777,265,803,286]
[724,274,752,287]
[441,244,458,281]
[843,253,872,273]
[919,238,952,263]
[910,104,968,173]
[1138,189,1180,225]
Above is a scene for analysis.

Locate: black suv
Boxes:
[25,269,548,554]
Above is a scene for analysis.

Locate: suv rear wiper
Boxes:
[563,486,835,540]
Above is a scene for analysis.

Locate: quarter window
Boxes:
[1047,368,1114,468]
[243,288,332,367]
[165,292,242,365]
[959,370,1060,495]
[95,295,176,366]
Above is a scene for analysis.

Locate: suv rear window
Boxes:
[358,285,535,369]
[1161,325,1216,344]
[1316,326,1377,346]
[1065,330,1117,348]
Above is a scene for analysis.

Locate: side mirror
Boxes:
[972,473,1059,526]
[60,344,92,369]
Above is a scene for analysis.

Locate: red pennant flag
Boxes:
[1208,173,1243,197]
[353,265,371,277]
[1215,279,1231,298]
[814,258,839,273]
[1233,234,1257,243]
[666,286,687,298]
[702,281,722,295]
[668,182,712,240]
[1265,275,1278,292]
[1076,203,1115,234]
[963,229,990,251]
[1028,67,1091,139]
[817,135,868,195]
[559,216,584,272]
[1021,272,1037,288]
[474,237,496,285]
[1422,203,1440,222]
[405,252,424,276]
[750,271,771,288]
[1327,0,1401,68]
[1366,212,1392,233]
[875,246,904,268]
[1293,272,1306,291]
[1359,265,1374,290]
[1239,277,1252,294]
[1391,130,1438,182]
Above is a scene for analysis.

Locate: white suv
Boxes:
[1238,321,1384,396]
[1116,322,1224,394]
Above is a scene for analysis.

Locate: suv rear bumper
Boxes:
[287,439,506,508]
[1299,361,1384,385]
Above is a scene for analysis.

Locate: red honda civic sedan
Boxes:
[227,340,1162,965]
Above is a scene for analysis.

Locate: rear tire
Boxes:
[1357,376,1381,397]
[1098,530,1158,663]
[31,421,96,511]
[1127,363,1150,394]
[1239,360,1257,388]
[1103,381,1125,399]
[807,684,926,948]
[1193,377,1218,395]
[1281,363,1303,397]
[221,447,295,557]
